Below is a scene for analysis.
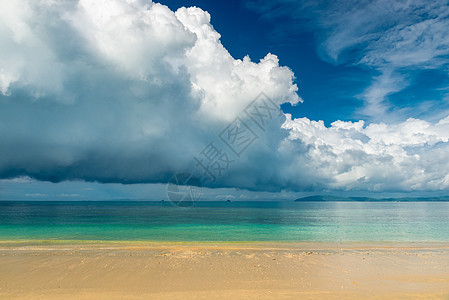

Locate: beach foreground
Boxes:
[1,242,449,299]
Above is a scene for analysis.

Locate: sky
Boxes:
[1,0,449,200]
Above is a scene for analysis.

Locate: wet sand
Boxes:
[1,242,449,299]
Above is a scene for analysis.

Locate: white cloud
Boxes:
[312,0,449,69]
[245,0,449,121]
[57,193,80,197]
[25,193,47,197]
[175,6,300,122]
[356,70,407,119]
[0,0,298,188]
[1,0,449,194]
[281,114,449,191]
[320,0,449,120]
[70,0,196,78]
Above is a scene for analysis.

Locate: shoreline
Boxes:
[2,239,449,249]
[1,240,449,299]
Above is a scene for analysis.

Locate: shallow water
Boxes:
[1,201,448,242]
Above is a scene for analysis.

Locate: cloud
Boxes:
[281,114,449,191]
[325,0,449,120]
[1,0,449,194]
[25,193,48,198]
[356,70,407,118]
[0,0,298,188]
[244,0,449,121]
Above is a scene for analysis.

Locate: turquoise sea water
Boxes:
[1,201,449,242]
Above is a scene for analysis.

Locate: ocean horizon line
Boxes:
[1,196,449,202]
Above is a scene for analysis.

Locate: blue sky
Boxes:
[1,0,449,200]
[161,0,369,125]
[162,0,449,124]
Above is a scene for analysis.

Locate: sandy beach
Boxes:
[0,242,448,299]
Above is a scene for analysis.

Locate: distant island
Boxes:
[295,195,449,202]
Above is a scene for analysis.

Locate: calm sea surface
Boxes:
[1,201,449,242]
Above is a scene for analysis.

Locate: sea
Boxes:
[1,201,449,243]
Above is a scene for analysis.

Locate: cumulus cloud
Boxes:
[0,0,298,187]
[281,115,449,191]
[1,0,449,194]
